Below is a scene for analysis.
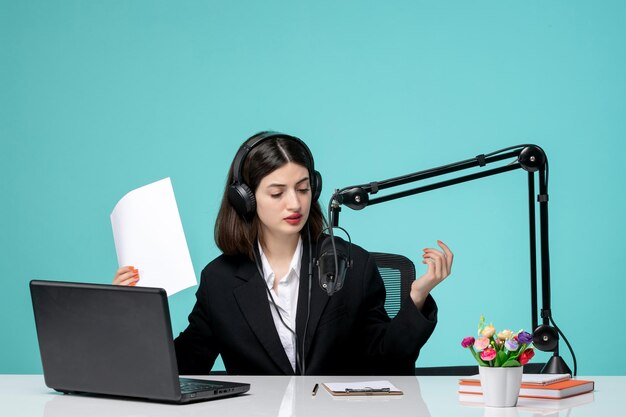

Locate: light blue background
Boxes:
[2,1,625,375]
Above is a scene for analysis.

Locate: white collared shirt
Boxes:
[258,238,302,372]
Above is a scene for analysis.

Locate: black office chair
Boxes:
[371,251,546,376]
[371,252,416,319]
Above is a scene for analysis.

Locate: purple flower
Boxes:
[505,338,519,351]
[461,336,475,348]
[517,331,533,344]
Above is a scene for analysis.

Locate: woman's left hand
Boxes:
[410,240,454,310]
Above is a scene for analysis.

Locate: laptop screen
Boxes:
[30,281,182,401]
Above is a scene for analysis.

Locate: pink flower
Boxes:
[519,348,535,365]
[480,347,496,361]
[461,337,475,348]
[474,336,490,351]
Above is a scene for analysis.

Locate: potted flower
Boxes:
[460,315,535,407]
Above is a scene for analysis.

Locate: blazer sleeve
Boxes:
[173,275,220,375]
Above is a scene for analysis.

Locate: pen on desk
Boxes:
[312,383,319,396]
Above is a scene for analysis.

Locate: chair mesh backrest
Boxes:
[371,252,416,318]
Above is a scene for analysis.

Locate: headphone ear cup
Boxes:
[228,183,256,220]
[311,170,322,203]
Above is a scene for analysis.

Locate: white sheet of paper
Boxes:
[110,177,197,296]
[323,380,401,392]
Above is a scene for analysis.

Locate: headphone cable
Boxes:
[253,243,305,374]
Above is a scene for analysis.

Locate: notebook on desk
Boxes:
[30,280,250,404]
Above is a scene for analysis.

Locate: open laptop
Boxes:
[30,280,250,404]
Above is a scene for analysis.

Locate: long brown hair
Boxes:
[215,133,326,260]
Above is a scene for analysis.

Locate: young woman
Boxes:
[113,131,453,375]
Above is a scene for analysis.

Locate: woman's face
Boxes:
[255,162,312,242]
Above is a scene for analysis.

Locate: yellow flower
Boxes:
[481,325,496,338]
[497,329,513,341]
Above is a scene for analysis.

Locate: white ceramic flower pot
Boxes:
[478,366,523,407]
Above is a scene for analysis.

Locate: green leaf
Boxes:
[495,350,508,367]
[502,359,522,368]
[508,345,527,361]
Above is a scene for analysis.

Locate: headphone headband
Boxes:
[232,131,316,184]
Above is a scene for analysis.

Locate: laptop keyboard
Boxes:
[179,378,223,394]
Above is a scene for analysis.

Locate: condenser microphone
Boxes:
[316,234,352,296]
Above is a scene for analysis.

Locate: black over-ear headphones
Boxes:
[228,131,323,220]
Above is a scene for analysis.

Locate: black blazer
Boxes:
[174,239,438,375]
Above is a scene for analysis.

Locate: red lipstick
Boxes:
[284,213,302,225]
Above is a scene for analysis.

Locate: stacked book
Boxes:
[458,373,594,406]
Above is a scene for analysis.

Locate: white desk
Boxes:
[1,375,623,417]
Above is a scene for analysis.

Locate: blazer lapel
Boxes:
[233,261,294,375]
[296,237,330,369]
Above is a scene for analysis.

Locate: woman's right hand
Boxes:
[113,266,140,286]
